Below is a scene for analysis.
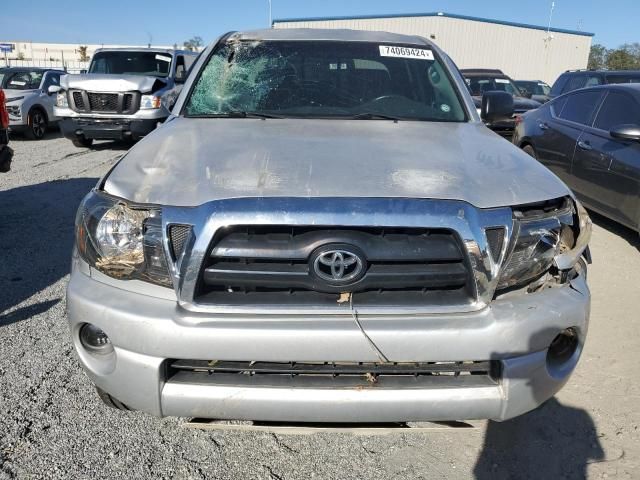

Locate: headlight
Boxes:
[75,190,172,287]
[5,96,24,103]
[56,91,69,108]
[6,105,21,117]
[140,95,162,109]
[497,198,591,289]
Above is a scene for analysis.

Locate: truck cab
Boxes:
[54,48,198,147]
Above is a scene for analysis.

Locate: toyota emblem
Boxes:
[312,247,365,285]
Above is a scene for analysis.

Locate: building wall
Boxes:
[274,16,592,85]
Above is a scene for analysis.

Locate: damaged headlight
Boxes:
[75,190,172,287]
[56,91,68,108]
[498,198,591,289]
[140,95,162,109]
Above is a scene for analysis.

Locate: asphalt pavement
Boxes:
[1,130,638,479]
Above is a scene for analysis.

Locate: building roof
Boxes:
[273,11,595,38]
[0,66,65,72]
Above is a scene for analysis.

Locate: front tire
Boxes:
[71,137,93,148]
[522,144,537,159]
[25,109,47,140]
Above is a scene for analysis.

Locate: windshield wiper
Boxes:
[351,112,403,121]
[189,111,285,119]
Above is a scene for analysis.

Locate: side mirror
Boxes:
[610,124,640,142]
[48,85,61,95]
[175,69,186,83]
[481,91,514,123]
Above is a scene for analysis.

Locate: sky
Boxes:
[0,0,637,49]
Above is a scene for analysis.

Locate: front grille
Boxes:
[88,93,119,112]
[72,91,85,109]
[167,360,501,388]
[485,227,506,263]
[171,360,497,378]
[123,94,133,112]
[169,224,191,260]
[196,226,473,307]
[69,90,140,114]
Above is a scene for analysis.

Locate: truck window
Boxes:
[605,73,640,84]
[550,73,568,96]
[89,51,173,77]
[185,40,467,122]
[558,90,603,125]
[593,91,640,131]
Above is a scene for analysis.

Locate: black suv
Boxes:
[461,69,541,138]
[550,69,640,99]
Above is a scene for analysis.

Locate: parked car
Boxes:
[53,48,198,147]
[513,84,639,233]
[0,88,13,172]
[515,80,552,103]
[0,67,65,140]
[67,28,592,423]
[461,69,542,137]
[550,69,640,99]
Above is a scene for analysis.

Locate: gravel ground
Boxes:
[1,130,639,479]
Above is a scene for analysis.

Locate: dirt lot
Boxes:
[1,131,639,479]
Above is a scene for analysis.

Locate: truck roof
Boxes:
[460,69,507,77]
[92,47,197,56]
[229,28,434,47]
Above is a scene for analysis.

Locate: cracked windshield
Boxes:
[186,40,466,121]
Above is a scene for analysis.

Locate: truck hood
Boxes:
[104,118,570,209]
[60,74,166,93]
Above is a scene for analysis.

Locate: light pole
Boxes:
[268,0,272,27]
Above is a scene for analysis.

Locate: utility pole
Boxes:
[546,1,555,37]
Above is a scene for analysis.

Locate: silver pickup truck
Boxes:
[54,48,197,147]
[67,29,592,423]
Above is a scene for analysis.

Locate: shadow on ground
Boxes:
[589,210,639,251]
[474,398,604,479]
[10,128,132,152]
[0,177,97,322]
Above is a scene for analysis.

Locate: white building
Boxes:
[0,41,176,72]
[273,12,594,85]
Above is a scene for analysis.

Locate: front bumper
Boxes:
[67,255,590,422]
[59,117,161,141]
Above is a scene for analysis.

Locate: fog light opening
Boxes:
[546,327,579,368]
[79,323,114,355]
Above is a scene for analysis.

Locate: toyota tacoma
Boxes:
[67,29,592,423]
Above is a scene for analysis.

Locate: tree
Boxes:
[183,36,203,52]
[78,45,89,62]
[587,44,607,70]
[606,44,640,70]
